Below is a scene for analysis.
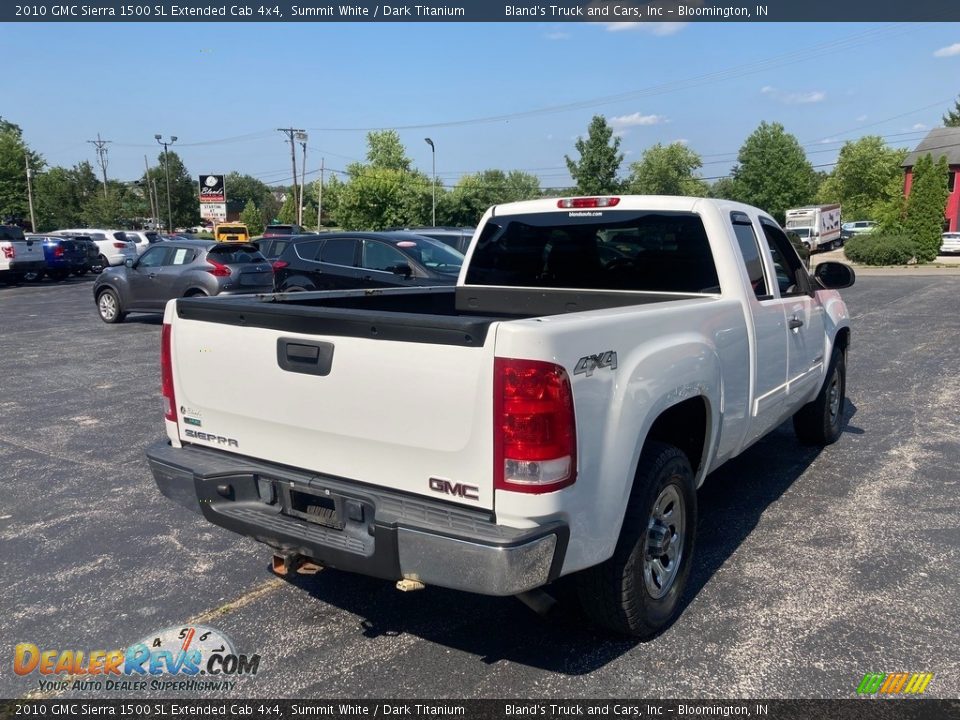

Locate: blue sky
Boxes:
[4,21,960,189]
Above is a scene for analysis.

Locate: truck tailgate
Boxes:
[168,306,497,510]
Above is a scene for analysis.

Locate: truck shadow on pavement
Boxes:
[282,399,859,675]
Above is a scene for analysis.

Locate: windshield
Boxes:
[465,210,719,294]
[395,235,464,274]
[789,227,812,238]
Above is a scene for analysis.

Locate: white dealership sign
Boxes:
[199,203,227,221]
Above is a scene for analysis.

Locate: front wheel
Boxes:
[96,288,126,324]
[577,441,697,638]
[793,346,846,445]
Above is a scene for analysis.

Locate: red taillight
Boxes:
[206,258,232,277]
[2,245,14,259]
[113,242,127,249]
[494,358,577,494]
[161,323,177,425]
[271,260,288,272]
[557,197,621,209]
[54,245,64,257]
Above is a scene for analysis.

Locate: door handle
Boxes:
[277,338,334,376]
[788,316,804,330]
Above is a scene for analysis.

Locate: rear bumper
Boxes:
[146,440,567,596]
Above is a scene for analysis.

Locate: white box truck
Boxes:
[785,204,842,251]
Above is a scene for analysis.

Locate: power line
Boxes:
[87,133,111,198]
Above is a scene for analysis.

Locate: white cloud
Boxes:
[912,123,928,131]
[933,43,960,57]
[761,86,826,105]
[609,112,667,128]
[673,138,689,145]
[819,138,838,145]
[601,22,688,36]
[545,31,570,40]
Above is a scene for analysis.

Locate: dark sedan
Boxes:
[92,239,274,323]
[272,232,464,292]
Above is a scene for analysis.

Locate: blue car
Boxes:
[24,235,87,282]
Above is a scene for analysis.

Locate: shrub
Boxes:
[843,234,917,266]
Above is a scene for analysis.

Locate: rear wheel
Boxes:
[49,270,69,282]
[577,441,697,638]
[23,269,44,282]
[96,288,126,324]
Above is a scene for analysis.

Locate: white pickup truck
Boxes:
[147,196,855,638]
[0,224,47,284]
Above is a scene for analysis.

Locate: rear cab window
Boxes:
[465,210,719,294]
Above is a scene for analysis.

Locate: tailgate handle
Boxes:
[277,338,334,377]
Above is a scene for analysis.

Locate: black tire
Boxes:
[793,346,846,446]
[97,255,109,273]
[75,267,88,277]
[96,288,126,324]
[184,289,208,297]
[49,270,69,282]
[577,441,697,638]
[23,269,44,282]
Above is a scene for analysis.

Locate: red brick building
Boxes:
[902,127,960,232]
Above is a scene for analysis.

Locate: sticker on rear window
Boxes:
[396,241,417,248]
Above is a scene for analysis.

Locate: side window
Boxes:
[361,240,409,272]
[730,213,769,300]
[138,246,169,268]
[320,238,358,266]
[295,240,323,261]
[169,248,196,266]
[760,220,809,297]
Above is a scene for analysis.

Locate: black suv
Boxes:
[273,232,465,291]
[387,226,475,254]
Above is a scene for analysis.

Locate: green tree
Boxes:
[366,130,412,171]
[224,172,279,225]
[815,136,908,220]
[277,188,297,224]
[33,162,100,231]
[0,118,44,225]
[438,170,541,226]
[904,153,950,262]
[627,142,708,196]
[565,115,624,194]
[239,199,265,236]
[146,151,199,230]
[943,96,960,127]
[731,121,817,222]
[707,176,740,201]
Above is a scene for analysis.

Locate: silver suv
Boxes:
[92,239,273,323]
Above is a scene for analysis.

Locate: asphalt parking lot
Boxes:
[1,274,958,700]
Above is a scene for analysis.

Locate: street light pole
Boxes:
[155,134,177,234]
[424,138,436,227]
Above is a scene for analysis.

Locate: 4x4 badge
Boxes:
[574,351,618,377]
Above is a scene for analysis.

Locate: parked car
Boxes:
[940,232,960,255]
[92,239,274,323]
[123,230,164,256]
[57,228,137,268]
[273,231,465,291]
[262,223,302,238]
[24,235,87,281]
[388,226,475,254]
[841,220,877,240]
[255,235,310,263]
[0,225,46,284]
[65,235,106,274]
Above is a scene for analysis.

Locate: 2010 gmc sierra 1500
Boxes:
[146,195,855,638]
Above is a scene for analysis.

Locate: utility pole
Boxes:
[297,132,308,227]
[424,138,436,227]
[277,127,304,224]
[317,157,324,231]
[87,133,111,198]
[155,134,177,234]
[143,155,159,227]
[25,155,37,232]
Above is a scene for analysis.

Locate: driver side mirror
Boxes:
[124,258,135,268]
[814,261,855,290]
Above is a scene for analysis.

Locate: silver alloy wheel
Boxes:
[643,483,685,599]
[98,292,117,321]
[827,367,841,423]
